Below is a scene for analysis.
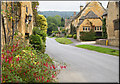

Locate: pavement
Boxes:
[67,38,119,50]
[45,37,119,83]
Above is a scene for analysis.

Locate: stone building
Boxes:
[73,1,106,40]
[100,1,119,47]
[1,1,33,47]
[65,1,106,41]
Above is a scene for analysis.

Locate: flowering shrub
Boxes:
[1,35,67,83]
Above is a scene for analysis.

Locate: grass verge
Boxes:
[55,37,73,44]
[76,45,119,56]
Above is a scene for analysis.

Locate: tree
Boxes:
[61,17,65,27]
[102,18,107,39]
[47,23,58,36]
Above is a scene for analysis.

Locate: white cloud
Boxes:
[38,1,108,11]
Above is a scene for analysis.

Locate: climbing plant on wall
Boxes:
[102,18,107,39]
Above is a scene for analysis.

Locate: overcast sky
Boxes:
[38,1,108,12]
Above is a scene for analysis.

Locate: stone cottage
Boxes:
[65,1,106,41]
[1,1,33,47]
[72,1,106,41]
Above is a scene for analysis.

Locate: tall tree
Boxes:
[61,17,65,27]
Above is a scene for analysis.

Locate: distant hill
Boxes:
[38,11,79,18]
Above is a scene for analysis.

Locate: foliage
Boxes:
[102,18,107,39]
[80,29,96,41]
[29,14,47,53]
[55,38,73,44]
[70,23,76,35]
[67,34,73,38]
[61,17,65,27]
[32,2,39,26]
[29,34,43,52]
[38,11,79,19]
[76,45,119,56]
[47,15,65,36]
[47,23,58,36]
[1,34,67,83]
[73,34,77,39]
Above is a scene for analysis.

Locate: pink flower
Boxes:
[52,75,55,78]
[47,79,49,82]
[7,50,9,53]
[50,66,52,69]
[60,66,63,69]
[64,66,66,68]
[16,57,19,61]
[13,44,15,49]
[52,64,55,69]
[5,58,8,63]
[39,77,40,79]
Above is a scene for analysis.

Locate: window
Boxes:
[97,27,99,30]
[100,26,101,30]
[26,7,28,13]
[83,27,85,30]
[86,27,87,30]
[95,27,96,30]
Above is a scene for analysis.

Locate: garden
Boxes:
[1,1,67,83]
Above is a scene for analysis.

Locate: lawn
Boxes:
[55,37,73,44]
[76,45,119,56]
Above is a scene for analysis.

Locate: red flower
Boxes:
[11,49,14,52]
[7,51,9,53]
[64,66,66,68]
[42,76,43,80]
[24,73,25,75]
[50,66,52,69]
[36,78,38,80]
[39,77,40,79]
[52,75,55,78]
[52,65,55,69]
[16,57,19,61]
[47,79,49,82]
[5,58,8,63]
[60,66,63,69]
[13,45,15,49]
[2,49,4,52]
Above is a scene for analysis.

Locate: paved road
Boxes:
[45,37,119,83]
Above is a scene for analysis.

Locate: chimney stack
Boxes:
[74,12,76,17]
[80,6,83,11]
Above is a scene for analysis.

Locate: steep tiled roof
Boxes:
[85,11,99,19]
[72,1,106,22]
[77,11,100,26]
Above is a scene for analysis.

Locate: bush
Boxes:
[73,34,77,39]
[29,34,43,52]
[1,34,67,83]
[80,30,96,41]
[67,34,72,38]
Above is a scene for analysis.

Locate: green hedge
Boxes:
[73,34,77,39]
[67,34,72,38]
[80,31,96,41]
[29,34,43,52]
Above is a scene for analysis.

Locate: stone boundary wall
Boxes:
[96,39,119,47]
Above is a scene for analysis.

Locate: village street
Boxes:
[45,37,119,83]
